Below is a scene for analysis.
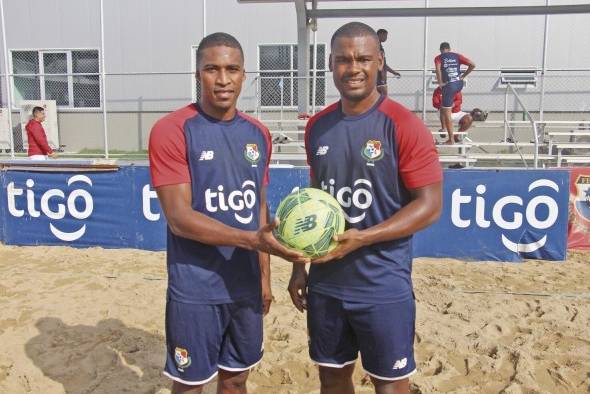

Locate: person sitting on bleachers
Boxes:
[432,87,487,142]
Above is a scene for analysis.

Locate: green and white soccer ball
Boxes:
[274,187,345,258]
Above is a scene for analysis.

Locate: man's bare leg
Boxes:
[441,107,454,144]
[371,376,410,394]
[319,364,355,394]
[217,369,250,394]
[172,382,203,394]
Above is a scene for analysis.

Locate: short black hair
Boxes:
[331,22,380,50]
[196,32,244,69]
[376,29,387,35]
[440,42,451,51]
[32,106,44,116]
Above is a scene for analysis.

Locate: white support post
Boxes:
[421,0,429,121]
[295,0,309,116]
[311,29,317,115]
[504,85,509,142]
[539,0,549,123]
[0,0,14,158]
[100,0,109,159]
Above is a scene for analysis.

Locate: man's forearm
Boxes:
[259,252,270,281]
[356,184,442,246]
[165,205,256,250]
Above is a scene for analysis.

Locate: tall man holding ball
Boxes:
[288,22,443,394]
[149,32,306,394]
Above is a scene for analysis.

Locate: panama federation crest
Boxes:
[574,175,590,223]
[174,347,191,370]
[362,139,383,165]
[244,143,260,166]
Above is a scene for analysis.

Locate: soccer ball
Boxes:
[274,188,345,258]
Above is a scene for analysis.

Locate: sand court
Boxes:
[0,244,589,393]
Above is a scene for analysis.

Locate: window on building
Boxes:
[258,44,326,107]
[11,49,100,108]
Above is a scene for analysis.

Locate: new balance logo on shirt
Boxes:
[316,146,329,156]
[199,150,214,161]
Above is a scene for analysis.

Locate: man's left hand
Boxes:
[311,228,367,264]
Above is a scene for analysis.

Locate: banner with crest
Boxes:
[568,168,590,249]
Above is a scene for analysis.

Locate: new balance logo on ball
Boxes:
[316,146,329,156]
[199,150,214,161]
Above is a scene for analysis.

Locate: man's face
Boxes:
[196,45,245,113]
[378,32,388,42]
[330,35,383,102]
[35,111,45,122]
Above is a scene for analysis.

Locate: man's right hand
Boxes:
[288,266,308,312]
[49,152,58,159]
[251,219,309,264]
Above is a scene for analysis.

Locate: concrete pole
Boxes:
[295,0,309,115]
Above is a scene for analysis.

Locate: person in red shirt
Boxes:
[26,106,56,160]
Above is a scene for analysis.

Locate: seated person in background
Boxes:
[432,87,487,142]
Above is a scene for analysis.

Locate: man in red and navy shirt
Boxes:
[148,33,305,394]
[434,42,475,144]
[26,106,56,160]
[288,22,442,393]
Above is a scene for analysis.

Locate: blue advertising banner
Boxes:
[414,169,570,261]
[0,166,570,261]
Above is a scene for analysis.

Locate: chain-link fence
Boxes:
[1,64,589,158]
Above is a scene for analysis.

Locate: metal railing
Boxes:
[504,83,539,168]
[0,69,588,161]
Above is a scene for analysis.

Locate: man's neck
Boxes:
[341,91,381,117]
[198,101,236,121]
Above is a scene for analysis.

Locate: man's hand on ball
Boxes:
[311,229,367,264]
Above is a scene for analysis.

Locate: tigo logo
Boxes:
[451,179,560,253]
[7,175,94,241]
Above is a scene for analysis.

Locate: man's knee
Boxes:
[218,369,249,391]
[171,381,203,394]
[319,365,354,388]
[370,376,410,394]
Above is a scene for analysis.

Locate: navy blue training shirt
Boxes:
[149,103,271,304]
[305,95,442,304]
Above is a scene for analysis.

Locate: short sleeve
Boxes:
[148,118,191,187]
[434,55,441,66]
[458,54,471,65]
[395,112,442,189]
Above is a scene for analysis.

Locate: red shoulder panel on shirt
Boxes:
[377,98,442,189]
[148,104,198,188]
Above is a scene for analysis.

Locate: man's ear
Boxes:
[328,54,333,72]
[378,51,384,71]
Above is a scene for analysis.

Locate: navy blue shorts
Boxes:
[441,80,464,108]
[307,292,416,381]
[163,295,263,385]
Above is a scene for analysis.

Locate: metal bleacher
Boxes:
[264,82,590,169]
[265,118,590,169]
